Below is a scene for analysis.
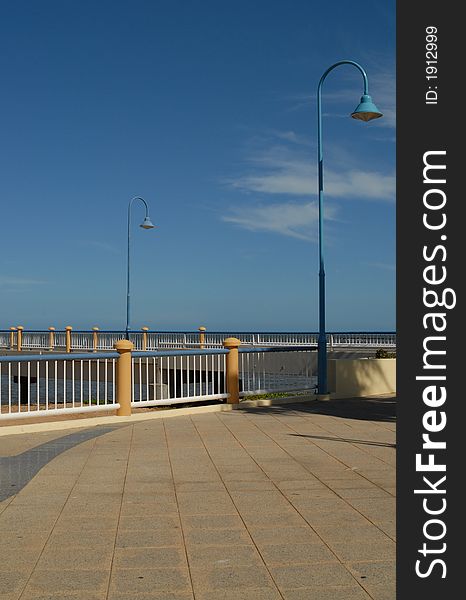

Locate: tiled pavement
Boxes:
[0,398,396,599]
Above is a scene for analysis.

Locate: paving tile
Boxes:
[259,542,336,566]
[250,526,321,547]
[112,546,187,569]
[118,515,180,531]
[176,491,237,515]
[0,542,45,571]
[313,522,391,544]
[25,569,109,594]
[281,586,372,600]
[20,593,106,600]
[241,511,306,529]
[347,560,396,587]
[270,562,356,589]
[108,593,193,600]
[109,567,191,594]
[223,480,276,491]
[0,509,58,532]
[186,544,263,569]
[35,544,114,571]
[174,481,225,492]
[229,491,295,515]
[115,528,183,548]
[181,514,244,530]
[360,583,396,600]
[184,528,251,547]
[194,589,282,600]
[48,529,116,548]
[190,564,276,593]
[0,571,29,597]
[329,539,395,563]
[52,515,119,532]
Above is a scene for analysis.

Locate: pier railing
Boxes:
[1,328,396,353]
[0,340,315,421]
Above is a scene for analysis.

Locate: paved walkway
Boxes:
[0,398,396,600]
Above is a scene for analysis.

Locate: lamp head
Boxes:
[351,94,383,121]
[140,216,155,229]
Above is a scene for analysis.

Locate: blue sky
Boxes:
[0,0,395,332]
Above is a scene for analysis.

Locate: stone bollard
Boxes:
[114,340,134,416]
[92,327,99,352]
[16,326,24,352]
[65,326,72,353]
[141,326,149,351]
[198,326,206,349]
[48,327,55,351]
[9,327,16,350]
[223,337,241,404]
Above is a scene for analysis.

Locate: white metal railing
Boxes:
[0,332,9,348]
[0,353,118,420]
[17,331,49,349]
[239,347,315,396]
[131,349,229,407]
[0,329,396,352]
[0,345,317,421]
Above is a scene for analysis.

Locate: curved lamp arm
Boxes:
[126,196,153,339]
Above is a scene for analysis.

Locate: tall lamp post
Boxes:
[316,60,382,396]
[126,196,155,340]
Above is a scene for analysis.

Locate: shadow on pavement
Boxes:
[288,433,396,448]
[240,395,397,424]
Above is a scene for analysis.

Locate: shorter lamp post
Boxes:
[125,196,155,340]
[316,60,383,396]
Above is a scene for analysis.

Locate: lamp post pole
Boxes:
[316,60,382,395]
[126,196,155,340]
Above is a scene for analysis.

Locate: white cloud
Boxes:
[226,143,395,202]
[222,200,337,241]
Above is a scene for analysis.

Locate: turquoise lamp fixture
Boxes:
[351,94,383,121]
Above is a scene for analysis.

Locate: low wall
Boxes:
[328,358,396,397]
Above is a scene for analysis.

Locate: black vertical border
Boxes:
[397,2,461,598]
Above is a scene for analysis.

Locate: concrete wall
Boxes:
[327,358,396,398]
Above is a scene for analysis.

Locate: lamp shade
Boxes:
[351,94,383,121]
[140,216,155,229]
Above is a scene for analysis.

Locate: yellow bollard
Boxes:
[92,327,99,352]
[48,327,55,351]
[16,326,24,352]
[9,327,16,350]
[198,326,206,349]
[65,326,72,353]
[223,337,241,404]
[114,340,134,416]
[141,326,149,351]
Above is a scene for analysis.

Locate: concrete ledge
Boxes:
[328,358,396,397]
[235,394,317,408]
[0,395,320,437]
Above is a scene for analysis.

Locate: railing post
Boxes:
[141,326,149,351]
[198,326,206,349]
[10,327,16,350]
[48,327,55,351]
[114,340,134,416]
[65,326,72,353]
[92,327,99,352]
[223,337,241,404]
[16,326,23,352]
